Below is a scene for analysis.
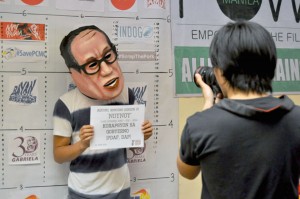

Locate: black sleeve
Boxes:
[179,122,200,166]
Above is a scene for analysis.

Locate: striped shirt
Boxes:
[53,87,135,199]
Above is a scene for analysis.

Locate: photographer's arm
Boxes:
[177,155,201,179]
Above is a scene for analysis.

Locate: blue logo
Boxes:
[9,79,37,104]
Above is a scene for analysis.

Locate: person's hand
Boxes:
[142,120,153,140]
[194,73,215,110]
[79,125,94,151]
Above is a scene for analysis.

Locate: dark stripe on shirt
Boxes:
[53,99,72,123]
[68,187,130,199]
[72,108,90,132]
[70,149,127,173]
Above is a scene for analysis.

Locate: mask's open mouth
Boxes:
[104,77,119,89]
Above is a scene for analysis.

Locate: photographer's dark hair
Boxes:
[209,20,277,94]
[60,25,114,72]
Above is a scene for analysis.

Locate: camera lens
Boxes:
[193,66,222,95]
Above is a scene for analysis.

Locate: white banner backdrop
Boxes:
[0,0,178,198]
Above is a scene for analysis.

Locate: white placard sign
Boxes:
[90,105,145,150]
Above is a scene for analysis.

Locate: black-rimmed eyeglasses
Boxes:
[72,46,118,75]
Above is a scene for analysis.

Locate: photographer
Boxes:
[177,20,300,198]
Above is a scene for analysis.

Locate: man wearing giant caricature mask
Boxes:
[62,25,124,100]
[52,25,153,199]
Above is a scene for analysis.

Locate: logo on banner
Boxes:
[216,0,262,20]
[9,78,38,104]
[179,1,300,22]
[2,47,47,61]
[21,0,43,5]
[117,25,153,41]
[131,85,147,106]
[127,144,146,163]
[25,195,39,199]
[146,0,166,9]
[131,189,151,199]
[111,0,136,10]
[2,47,16,60]
[8,133,40,165]
[118,51,156,62]
[0,22,46,41]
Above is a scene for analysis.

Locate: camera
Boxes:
[194,66,222,95]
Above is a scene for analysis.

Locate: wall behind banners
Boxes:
[171,0,300,96]
[0,1,179,199]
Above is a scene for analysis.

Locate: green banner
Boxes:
[174,46,300,96]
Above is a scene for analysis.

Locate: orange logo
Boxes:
[25,195,39,199]
[0,22,46,41]
[133,189,150,199]
[21,0,43,6]
[111,0,136,10]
